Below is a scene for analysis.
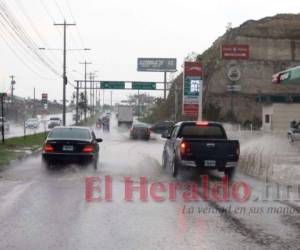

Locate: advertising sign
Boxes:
[183,62,203,118]
[272,66,300,85]
[137,58,177,72]
[221,45,249,60]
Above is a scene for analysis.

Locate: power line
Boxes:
[64,0,85,48]
[1,2,61,76]
[0,22,58,80]
[13,0,60,67]
[63,0,92,63]
[0,10,57,77]
[0,1,61,76]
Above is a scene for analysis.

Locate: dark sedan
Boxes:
[42,126,102,169]
[130,124,150,140]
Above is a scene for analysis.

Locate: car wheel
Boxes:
[93,155,98,170]
[171,157,178,178]
[162,151,167,169]
[224,168,235,180]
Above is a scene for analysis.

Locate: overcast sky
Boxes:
[0,0,299,104]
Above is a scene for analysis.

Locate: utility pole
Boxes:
[0,93,7,143]
[110,91,112,109]
[33,87,36,117]
[54,20,76,126]
[174,81,178,122]
[102,89,105,108]
[137,89,140,117]
[95,82,98,112]
[75,81,79,125]
[10,75,16,117]
[163,72,167,100]
[80,61,92,121]
[89,72,93,115]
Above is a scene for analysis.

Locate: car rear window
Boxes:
[179,124,226,139]
[48,128,91,140]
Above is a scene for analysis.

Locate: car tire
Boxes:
[93,155,98,170]
[162,151,167,169]
[171,157,178,178]
[224,168,235,180]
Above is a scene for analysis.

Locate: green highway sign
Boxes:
[100,81,125,89]
[132,82,156,90]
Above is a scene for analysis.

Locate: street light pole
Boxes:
[54,20,76,126]
[75,81,79,125]
[80,61,92,121]
[163,72,167,100]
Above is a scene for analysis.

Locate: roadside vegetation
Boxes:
[0,132,46,167]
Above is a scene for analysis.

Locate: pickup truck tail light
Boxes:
[180,140,189,155]
[196,121,209,126]
[43,143,54,152]
[82,144,94,153]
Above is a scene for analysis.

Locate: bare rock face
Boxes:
[236,14,300,39]
[201,13,300,122]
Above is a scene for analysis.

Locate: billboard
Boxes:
[137,58,177,72]
[221,45,249,60]
[183,62,203,118]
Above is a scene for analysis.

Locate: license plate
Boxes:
[62,145,74,151]
[204,160,216,167]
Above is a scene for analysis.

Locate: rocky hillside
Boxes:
[148,13,300,124]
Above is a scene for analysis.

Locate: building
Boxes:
[262,103,300,132]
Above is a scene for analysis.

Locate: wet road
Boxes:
[0,116,299,250]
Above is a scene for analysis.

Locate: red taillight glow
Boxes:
[82,144,94,153]
[44,143,54,152]
[180,140,189,155]
[196,121,209,126]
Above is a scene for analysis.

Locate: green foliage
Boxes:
[203,103,222,121]
[0,132,47,167]
[222,110,238,123]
